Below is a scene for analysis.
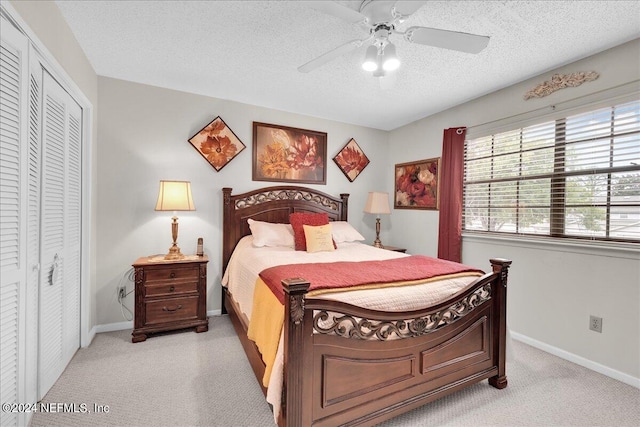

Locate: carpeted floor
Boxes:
[30,316,639,427]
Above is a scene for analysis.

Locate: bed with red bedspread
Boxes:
[221,186,511,427]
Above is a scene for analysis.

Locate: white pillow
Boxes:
[331,221,365,243]
[247,219,295,247]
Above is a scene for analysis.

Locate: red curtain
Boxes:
[438,127,466,263]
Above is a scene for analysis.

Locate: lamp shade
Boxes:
[382,42,400,71]
[155,180,195,211]
[362,45,378,72]
[363,191,390,215]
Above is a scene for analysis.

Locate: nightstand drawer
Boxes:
[145,296,199,325]
[144,281,197,297]
[145,266,199,282]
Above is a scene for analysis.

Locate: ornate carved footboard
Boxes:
[281,259,511,427]
[221,186,511,427]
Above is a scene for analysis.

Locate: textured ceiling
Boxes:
[55,1,640,131]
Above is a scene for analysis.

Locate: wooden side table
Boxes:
[380,245,407,253]
[131,255,209,343]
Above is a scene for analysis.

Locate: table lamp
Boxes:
[363,191,390,248]
[155,180,195,259]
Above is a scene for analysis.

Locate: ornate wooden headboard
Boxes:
[221,186,349,277]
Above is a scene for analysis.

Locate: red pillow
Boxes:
[290,212,329,251]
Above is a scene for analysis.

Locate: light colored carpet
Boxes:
[30,316,639,427]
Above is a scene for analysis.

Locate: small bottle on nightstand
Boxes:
[197,237,204,256]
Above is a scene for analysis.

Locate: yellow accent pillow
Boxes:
[303,224,336,253]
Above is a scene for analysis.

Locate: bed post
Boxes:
[488,258,512,389]
[281,278,312,427]
[340,193,349,221]
[221,187,233,315]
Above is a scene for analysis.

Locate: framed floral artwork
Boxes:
[188,116,245,172]
[394,158,440,210]
[333,138,370,182]
[253,122,327,184]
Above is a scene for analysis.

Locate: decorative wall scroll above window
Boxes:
[188,116,245,172]
[333,138,370,182]
[524,71,599,100]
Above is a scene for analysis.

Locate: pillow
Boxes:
[290,212,330,251]
[303,224,336,253]
[331,221,365,243]
[247,219,294,247]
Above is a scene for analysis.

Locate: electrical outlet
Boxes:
[118,286,126,300]
[589,315,603,333]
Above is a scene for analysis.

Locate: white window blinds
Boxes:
[463,99,640,243]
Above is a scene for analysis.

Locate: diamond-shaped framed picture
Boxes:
[333,138,370,182]
[188,116,245,172]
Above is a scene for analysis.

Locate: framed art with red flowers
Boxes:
[252,122,327,184]
[333,138,370,182]
[394,157,440,210]
[188,116,245,172]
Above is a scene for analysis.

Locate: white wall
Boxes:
[388,39,640,381]
[464,236,639,383]
[97,77,390,326]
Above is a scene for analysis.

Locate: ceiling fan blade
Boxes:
[307,1,368,24]
[393,1,428,17]
[298,39,364,73]
[404,27,490,54]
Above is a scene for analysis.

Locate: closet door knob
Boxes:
[49,253,60,286]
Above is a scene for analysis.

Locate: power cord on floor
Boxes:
[117,268,135,321]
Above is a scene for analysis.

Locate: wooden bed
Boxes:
[222,185,511,427]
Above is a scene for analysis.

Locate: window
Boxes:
[463,100,640,243]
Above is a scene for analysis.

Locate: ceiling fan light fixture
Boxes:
[373,52,385,77]
[298,2,489,74]
[382,42,400,71]
[373,68,386,78]
[362,45,379,71]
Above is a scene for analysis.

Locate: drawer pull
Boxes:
[169,286,175,292]
[162,305,182,313]
[169,272,176,278]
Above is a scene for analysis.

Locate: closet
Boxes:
[1,12,83,427]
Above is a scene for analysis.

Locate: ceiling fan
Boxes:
[298,0,490,76]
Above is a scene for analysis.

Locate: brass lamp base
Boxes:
[372,217,384,249]
[164,243,185,260]
[164,215,185,260]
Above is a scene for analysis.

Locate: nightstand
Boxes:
[381,245,407,253]
[131,255,209,343]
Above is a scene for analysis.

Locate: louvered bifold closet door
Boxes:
[25,52,42,409]
[38,71,81,399]
[0,16,29,427]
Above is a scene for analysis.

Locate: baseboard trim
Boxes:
[92,310,223,334]
[95,320,133,334]
[511,331,639,389]
[84,326,97,348]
